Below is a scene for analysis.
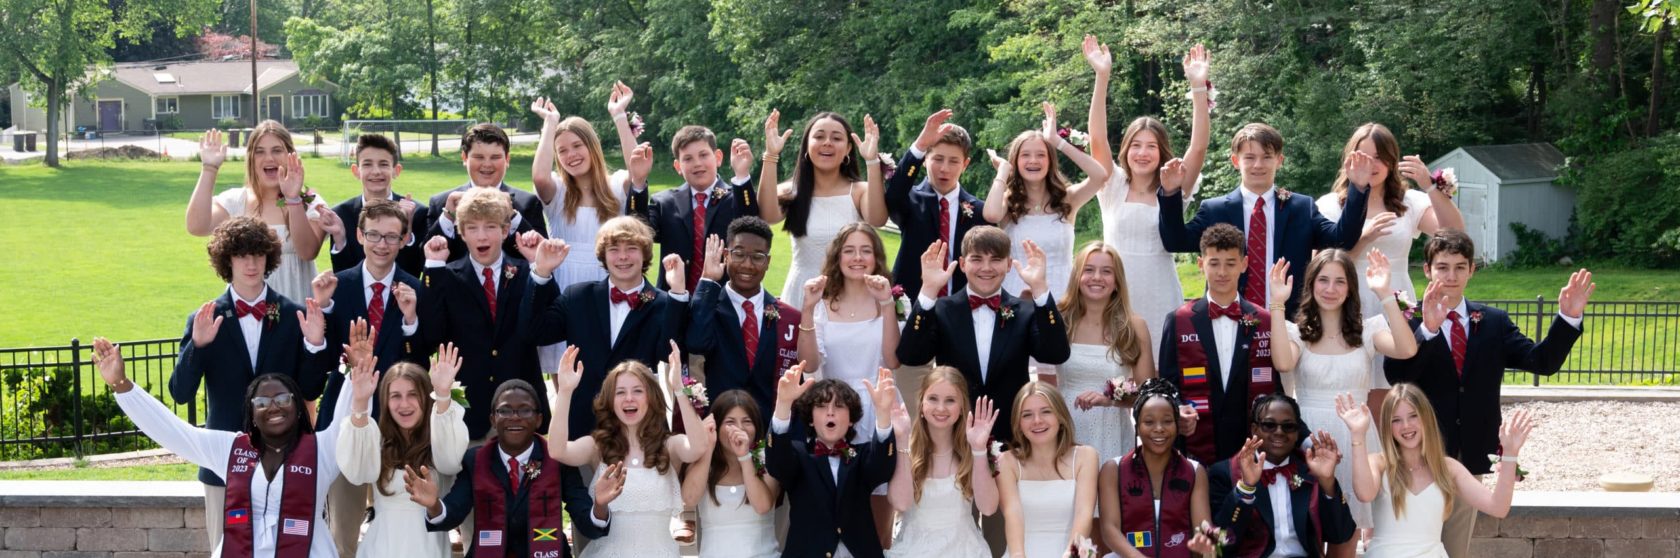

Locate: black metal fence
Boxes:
[1478,298,1680,386]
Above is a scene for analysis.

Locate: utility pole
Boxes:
[250,0,259,127]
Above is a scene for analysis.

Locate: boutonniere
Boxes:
[1470,310,1483,324]
[274,187,318,208]
[1239,312,1259,328]
[638,290,656,306]
[987,438,1005,477]
[1056,126,1091,152]
[1104,377,1140,404]
[1195,521,1231,557]
[750,438,768,477]
[710,186,729,202]
[1431,168,1458,197]
[1289,473,1305,490]
[1276,188,1293,202]
[627,111,645,138]
[998,306,1015,326]
[890,285,910,321]
[1063,535,1098,558]
[680,375,709,415]
[502,264,517,281]
[960,201,975,219]
[842,446,857,463]
[1489,444,1528,482]
[522,459,542,479]
[763,304,781,322]
[878,153,898,181]
[1394,291,1416,321]
[264,303,280,328]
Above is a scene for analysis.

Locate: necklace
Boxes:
[263,442,287,453]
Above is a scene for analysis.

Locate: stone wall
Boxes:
[1471,491,1680,558]
[0,481,206,558]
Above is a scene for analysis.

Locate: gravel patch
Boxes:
[1482,400,1680,492]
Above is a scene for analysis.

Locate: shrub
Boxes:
[1,365,145,461]
[1563,137,1680,268]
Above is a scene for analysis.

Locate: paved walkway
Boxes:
[1,132,540,164]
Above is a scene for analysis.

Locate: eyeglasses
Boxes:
[494,407,540,419]
[1253,421,1301,434]
[252,393,296,410]
[362,231,405,246]
[728,249,770,265]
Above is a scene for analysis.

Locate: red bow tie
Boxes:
[610,288,644,310]
[1260,461,1298,486]
[811,440,850,459]
[235,300,270,319]
[1210,301,1245,320]
[968,294,1002,311]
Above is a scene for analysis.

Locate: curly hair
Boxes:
[241,373,314,452]
[910,367,977,504]
[793,379,863,442]
[704,390,763,505]
[727,216,774,247]
[1008,381,1076,478]
[375,363,435,496]
[784,112,864,238]
[593,215,655,272]
[1199,223,1245,255]
[1295,249,1364,347]
[818,223,889,305]
[591,361,673,473]
[1000,130,1073,225]
[208,216,282,283]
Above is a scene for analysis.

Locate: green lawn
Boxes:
[0,462,197,481]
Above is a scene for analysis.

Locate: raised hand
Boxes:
[1082,34,1111,77]
[1398,155,1432,189]
[342,317,374,372]
[404,465,439,508]
[701,234,726,282]
[396,195,418,220]
[393,283,418,321]
[1557,268,1595,319]
[986,148,1011,175]
[1335,392,1371,436]
[1182,43,1210,87]
[729,138,754,179]
[724,424,753,458]
[606,82,634,117]
[1177,403,1199,436]
[514,230,543,263]
[852,114,880,161]
[423,235,449,261]
[774,363,813,411]
[966,396,999,450]
[1236,435,1265,487]
[445,191,464,215]
[1074,390,1107,411]
[1267,259,1292,307]
[917,240,957,300]
[594,461,627,506]
[627,142,654,184]
[278,153,305,199]
[92,337,128,388]
[1360,212,1398,244]
[801,276,827,311]
[864,275,893,304]
[763,109,793,157]
[531,97,561,128]
[199,129,228,169]
[298,298,327,347]
[311,271,338,307]
[1420,280,1449,332]
[1344,151,1377,189]
[1498,409,1536,455]
[664,340,685,394]
[552,345,583,394]
[430,342,463,395]
[348,331,379,404]
[889,398,912,438]
[861,367,898,421]
[1159,158,1187,194]
[533,237,569,277]
[315,208,345,244]
[662,254,687,292]
[1366,248,1392,294]
[1014,239,1049,297]
[912,109,955,153]
[1041,102,1064,150]
[1306,431,1341,486]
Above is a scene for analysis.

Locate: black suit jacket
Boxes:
[635,178,758,291]
[1157,186,1367,316]
[686,279,799,417]
[426,183,545,262]
[896,291,1071,442]
[425,442,606,558]
[327,194,431,276]
[169,288,331,485]
[1208,458,1354,558]
[314,264,427,429]
[419,256,548,439]
[767,426,896,558]
[1384,303,1580,474]
[522,277,686,439]
[1158,298,1281,464]
[883,150,988,297]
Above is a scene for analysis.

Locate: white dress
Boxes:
[1002,212,1075,300]
[813,304,893,445]
[1097,173,1194,364]
[1284,317,1389,528]
[781,194,862,309]
[1364,476,1450,558]
[335,403,471,558]
[214,187,330,304]
[581,463,683,558]
[1012,454,1081,558]
[886,475,990,558]
[1317,189,1430,388]
[697,484,778,558]
[1058,343,1136,463]
[536,171,629,373]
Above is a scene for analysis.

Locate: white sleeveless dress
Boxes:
[1365,476,1450,558]
[781,194,862,309]
[1285,317,1389,528]
[813,304,891,445]
[536,171,627,373]
[1059,343,1136,463]
[1317,189,1431,388]
[886,475,990,558]
[697,483,778,558]
[1012,454,1081,558]
[214,187,330,303]
[1002,212,1075,300]
[581,463,682,558]
[1097,173,1191,364]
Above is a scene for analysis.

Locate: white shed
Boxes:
[1429,143,1570,263]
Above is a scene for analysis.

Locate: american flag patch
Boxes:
[1252,366,1273,383]
[478,530,502,547]
[281,518,309,536]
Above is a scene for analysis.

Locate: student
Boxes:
[1157,223,1279,466]
[637,125,759,292]
[981,101,1110,300]
[418,187,548,439]
[1059,241,1156,463]
[996,381,1098,558]
[101,336,353,558]
[169,216,332,549]
[795,222,901,441]
[680,390,782,558]
[1208,394,1355,558]
[896,226,1071,444]
[322,134,430,276]
[1382,230,1590,557]
[1097,379,1216,558]
[522,215,690,438]
[1157,123,1369,316]
[884,109,989,298]
[426,123,546,262]
[688,216,810,416]
[883,368,996,558]
[767,368,900,558]
[417,379,613,558]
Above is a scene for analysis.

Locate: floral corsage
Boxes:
[1195,520,1231,556]
[638,290,656,307]
[891,285,910,321]
[1056,127,1091,152]
[1394,291,1416,321]
[275,187,318,208]
[1490,444,1528,482]
[986,438,1005,477]
[750,438,768,476]
[449,381,470,408]
[1104,377,1140,404]
[263,303,280,329]
[1187,80,1219,112]
[680,375,709,415]
[1431,168,1458,197]
[878,153,898,181]
[627,112,645,138]
[1064,536,1098,558]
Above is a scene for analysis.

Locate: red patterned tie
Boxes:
[938,198,951,297]
[691,193,707,293]
[481,267,497,322]
[1244,196,1268,307]
[507,456,521,494]
[368,282,385,346]
[610,287,643,310]
[234,300,269,319]
[1447,310,1467,378]
[741,299,759,368]
[968,294,1001,311]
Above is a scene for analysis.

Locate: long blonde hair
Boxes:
[1058,241,1142,367]
[1009,381,1076,479]
[910,367,976,503]
[374,363,435,496]
[552,116,619,225]
[1380,384,1455,518]
[241,120,296,212]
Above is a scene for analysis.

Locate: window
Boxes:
[291,94,329,118]
[212,95,241,119]
[155,96,178,114]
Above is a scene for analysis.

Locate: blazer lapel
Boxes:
[1272,193,1291,260]
[495,261,525,335]
[944,299,984,384]
[1190,299,1226,400]
[453,261,495,321]
[253,290,284,372]
[1253,475,1276,532]
[984,294,1017,377]
[612,282,651,350]
[757,295,783,370]
[716,291,746,358]
[1463,301,1489,381]
[703,178,728,232]
[217,292,257,378]
[344,266,371,322]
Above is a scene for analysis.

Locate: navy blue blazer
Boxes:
[635,178,759,291]
[1157,298,1282,465]
[169,288,332,485]
[766,426,896,558]
[425,440,606,558]
[895,291,1070,442]
[1158,185,1368,315]
[418,256,548,439]
[686,279,798,417]
[521,277,686,439]
[1384,304,1580,474]
[1209,457,1355,558]
[425,183,545,263]
[883,149,988,297]
[327,194,431,276]
[314,263,426,430]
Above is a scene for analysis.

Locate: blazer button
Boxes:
[489,376,496,383]
[492,349,499,357]
[836,527,842,534]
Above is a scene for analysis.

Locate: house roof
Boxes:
[1455,143,1565,182]
[107,60,334,96]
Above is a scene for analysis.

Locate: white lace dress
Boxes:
[214,187,330,303]
[1284,317,1389,528]
[697,483,778,558]
[1097,173,1193,364]
[1011,454,1081,558]
[781,194,862,309]
[886,475,990,558]
[581,463,683,558]
[335,403,470,558]
[1059,344,1135,463]
[1365,476,1449,558]
[1002,212,1075,300]
[536,171,628,373]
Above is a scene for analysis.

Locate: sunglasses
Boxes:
[1253,420,1302,434]
[252,393,296,410]
[494,407,540,419]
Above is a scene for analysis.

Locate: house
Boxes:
[1429,143,1571,263]
[6,59,338,134]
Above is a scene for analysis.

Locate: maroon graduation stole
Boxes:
[222,433,318,558]
[772,302,802,374]
[1226,452,1322,558]
[1118,449,1196,558]
[472,436,567,558]
[1172,300,1274,463]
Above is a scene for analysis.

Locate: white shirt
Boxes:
[318,265,419,337]
[1261,455,1308,557]
[527,276,691,347]
[908,145,962,295]
[426,443,610,528]
[917,287,1050,384]
[1207,294,1240,388]
[227,286,326,368]
[1237,186,1278,298]
[469,256,506,294]
[1418,300,1583,344]
[768,416,892,558]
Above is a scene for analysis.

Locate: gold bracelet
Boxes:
[798,324,815,332]
[761,154,780,163]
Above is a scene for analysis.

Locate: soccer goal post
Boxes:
[340,119,474,162]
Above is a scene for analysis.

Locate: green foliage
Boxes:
[1,365,140,461]
[216,117,241,130]
[1563,136,1680,267]
[1503,221,1579,269]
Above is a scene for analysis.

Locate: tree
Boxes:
[0,0,216,167]
[196,29,281,59]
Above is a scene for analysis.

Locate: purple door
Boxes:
[98,101,122,131]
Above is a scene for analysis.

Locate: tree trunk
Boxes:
[462,5,473,122]
[1590,0,1621,98]
[1645,21,1669,137]
[43,77,62,168]
[426,0,439,156]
